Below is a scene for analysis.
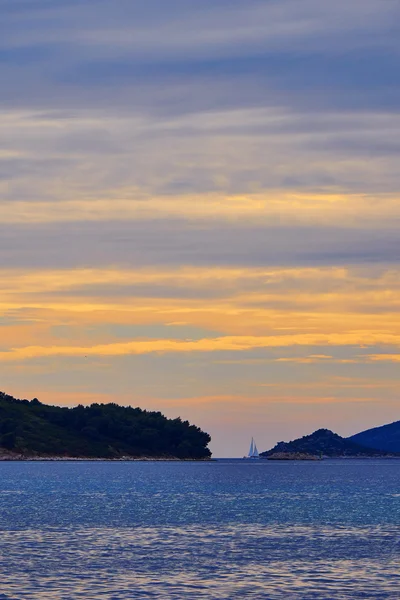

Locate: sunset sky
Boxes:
[1,0,400,456]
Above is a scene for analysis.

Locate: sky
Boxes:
[1,0,400,457]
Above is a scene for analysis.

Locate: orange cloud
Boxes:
[365,354,400,362]
[1,266,400,372]
[1,189,400,226]
[1,331,400,363]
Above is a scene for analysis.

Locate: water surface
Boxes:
[0,459,399,598]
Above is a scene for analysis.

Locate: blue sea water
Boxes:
[0,459,399,599]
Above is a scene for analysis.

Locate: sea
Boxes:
[0,459,399,599]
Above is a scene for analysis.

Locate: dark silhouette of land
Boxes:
[0,392,211,460]
[349,420,400,454]
[261,428,399,458]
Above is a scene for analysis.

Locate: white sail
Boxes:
[248,438,254,457]
[245,437,260,459]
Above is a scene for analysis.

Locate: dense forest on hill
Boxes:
[0,392,211,459]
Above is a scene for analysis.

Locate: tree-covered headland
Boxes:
[0,392,211,459]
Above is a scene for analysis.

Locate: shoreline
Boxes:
[263,455,400,460]
[1,455,399,462]
[0,454,214,462]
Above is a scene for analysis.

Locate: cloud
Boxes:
[2,190,400,225]
[2,107,400,204]
[2,329,400,363]
[365,354,400,363]
[1,220,399,272]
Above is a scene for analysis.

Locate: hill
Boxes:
[261,428,392,458]
[0,391,211,459]
[348,420,400,454]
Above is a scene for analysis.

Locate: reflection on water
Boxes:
[0,525,399,599]
[0,460,399,599]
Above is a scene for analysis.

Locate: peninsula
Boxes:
[0,391,211,460]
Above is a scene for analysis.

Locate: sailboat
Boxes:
[245,437,260,459]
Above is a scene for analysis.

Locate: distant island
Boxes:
[0,391,212,460]
[261,426,400,459]
[348,420,400,454]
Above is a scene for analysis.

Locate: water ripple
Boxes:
[0,525,398,599]
[0,460,398,598]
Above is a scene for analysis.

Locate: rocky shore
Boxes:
[0,451,212,462]
[267,452,321,461]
